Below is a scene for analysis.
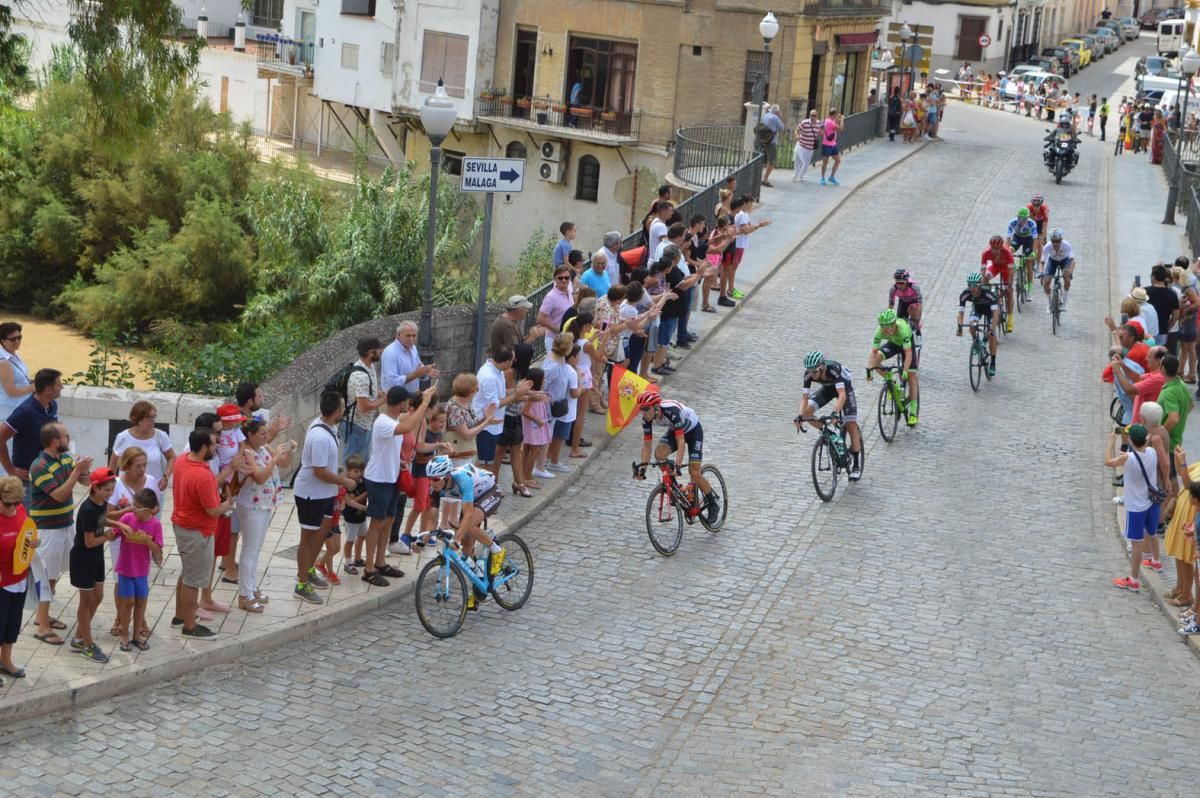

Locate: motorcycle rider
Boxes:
[1043,110,1079,173]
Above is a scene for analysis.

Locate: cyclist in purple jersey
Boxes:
[888,269,923,338]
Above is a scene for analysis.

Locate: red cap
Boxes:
[217,403,247,423]
[89,468,117,488]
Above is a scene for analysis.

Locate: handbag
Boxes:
[550,399,570,419]
[901,109,915,127]
[1131,448,1168,504]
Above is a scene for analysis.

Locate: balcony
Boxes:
[254,34,315,78]
[475,95,641,146]
[341,0,377,16]
[803,0,890,17]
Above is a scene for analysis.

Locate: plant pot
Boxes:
[536,112,548,125]
[499,96,514,105]
[551,104,567,114]
[516,99,531,109]
[573,107,593,118]
[600,112,618,122]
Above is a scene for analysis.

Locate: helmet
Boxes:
[635,389,662,410]
[878,308,898,326]
[893,268,911,282]
[1017,207,1030,219]
[1030,193,1044,205]
[803,351,826,371]
[989,235,1004,247]
[1049,227,1064,241]
[967,272,983,286]
[426,455,452,478]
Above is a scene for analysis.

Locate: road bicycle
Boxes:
[1016,252,1037,313]
[870,360,915,443]
[990,281,1012,336]
[414,526,534,638]
[1043,267,1067,335]
[959,321,997,392]
[633,459,728,556]
[797,412,862,502]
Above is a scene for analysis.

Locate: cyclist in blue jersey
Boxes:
[1039,227,1075,312]
[633,390,720,524]
[426,456,506,591]
[1006,207,1038,258]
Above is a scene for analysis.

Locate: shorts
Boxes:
[174,525,215,589]
[408,476,433,513]
[763,141,778,164]
[294,495,335,531]
[498,413,524,447]
[553,420,573,441]
[821,144,839,157]
[732,248,745,267]
[986,263,1013,286]
[896,299,920,322]
[967,312,998,336]
[658,316,680,346]
[213,514,233,558]
[37,525,72,582]
[476,429,499,464]
[646,319,660,353]
[343,520,367,542]
[69,548,106,590]
[808,384,858,423]
[116,573,150,599]
[1043,258,1072,277]
[720,247,736,267]
[365,478,401,519]
[1032,219,1044,237]
[1125,504,1162,541]
[879,340,919,370]
[660,423,705,462]
[1181,313,1197,342]
[0,588,25,645]
[1011,237,1035,256]
[475,486,503,518]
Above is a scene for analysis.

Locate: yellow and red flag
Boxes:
[607,365,653,435]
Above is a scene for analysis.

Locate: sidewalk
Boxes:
[0,134,928,723]
[1107,134,1200,657]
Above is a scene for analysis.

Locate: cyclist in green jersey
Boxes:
[866,309,920,426]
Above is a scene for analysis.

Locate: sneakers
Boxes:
[531,468,555,479]
[730,289,746,300]
[848,456,862,481]
[79,643,109,663]
[717,296,737,307]
[547,462,573,473]
[1180,619,1200,635]
[306,567,328,588]
[294,582,325,604]
[1005,317,1014,333]
[1141,558,1164,572]
[986,365,996,378]
[489,549,507,576]
[819,177,827,186]
[1111,576,1141,591]
[906,408,918,427]
[70,637,85,651]
[316,562,341,585]
[389,539,413,555]
[181,625,218,641]
[828,177,840,186]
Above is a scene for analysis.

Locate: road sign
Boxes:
[978,33,992,48]
[461,157,525,193]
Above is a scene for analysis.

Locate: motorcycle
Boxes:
[1043,127,1080,184]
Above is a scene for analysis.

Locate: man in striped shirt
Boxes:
[793,108,820,183]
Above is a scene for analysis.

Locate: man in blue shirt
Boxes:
[760,104,786,187]
[381,321,438,393]
[0,368,62,506]
[580,252,611,296]
[552,221,576,268]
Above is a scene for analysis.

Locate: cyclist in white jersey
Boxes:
[1039,228,1075,312]
[426,457,505,585]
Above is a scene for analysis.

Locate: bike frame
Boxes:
[653,461,701,521]
[436,536,517,595]
[879,363,909,408]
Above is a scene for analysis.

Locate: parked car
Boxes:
[999,71,1070,101]
[1117,17,1141,40]
[1087,27,1120,53]
[1041,46,1078,76]
[1141,8,1165,29]
[1028,57,1061,75]
[1062,38,1092,67]
[1096,19,1124,43]
[1137,55,1174,77]
[1075,34,1105,59]
[1158,18,1185,57]
[1010,64,1044,78]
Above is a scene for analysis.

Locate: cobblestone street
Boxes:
[3,105,1198,796]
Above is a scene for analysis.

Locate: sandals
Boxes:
[701,306,717,313]
[119,641,133,653]
[1170,595,1194,607]
[131,637,150,652]
[237,596,265,614]
[49,618,66,630]
[33,632,65,646]
[110,625,121,637]
[362,572,389,587]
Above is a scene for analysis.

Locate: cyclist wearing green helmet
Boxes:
[796,350,863,479]
[866,308,920,426]
[1006,207,1038,257]
[957,272,1001,377]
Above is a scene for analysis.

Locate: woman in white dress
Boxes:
[108,400,176,492]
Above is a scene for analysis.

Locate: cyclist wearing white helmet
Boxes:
[866,309,920,427]
[957,272,1001,377]
[795,351,863,479]
[426,455,504,608]
[1026,193,1050,262]
[1039,228,1075,311]
[633,389,719,524]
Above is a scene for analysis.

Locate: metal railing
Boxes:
[475,96,642,140]
[519,155,763,359]
[673,124,755,188]
[254,34,315,72]
[1188,183,1200,256]
[803,0,890,15]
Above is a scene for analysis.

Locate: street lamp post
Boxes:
[418,80,457,381]
[900,23,914,94]
[1163,48,1200,224]
[751,12,780,122]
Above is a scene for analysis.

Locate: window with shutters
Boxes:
[380,42,396,75]
[955,16,987,61]
[575,155,600,202]
[341,43,359,70]
[420,31,470,98]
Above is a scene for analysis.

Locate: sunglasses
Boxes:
[1,500,19,509]
[3,335,20,342]
[555,275,571,281]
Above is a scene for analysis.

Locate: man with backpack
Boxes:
[328,337,384,465]
[756,104,785,187]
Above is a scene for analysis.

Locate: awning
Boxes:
[837,31,878,52]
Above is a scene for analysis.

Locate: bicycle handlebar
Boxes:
[632,460,682,476]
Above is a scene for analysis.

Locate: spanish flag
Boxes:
[607,365,653,435]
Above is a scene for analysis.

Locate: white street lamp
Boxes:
[760,11,780,45]
[418,80,458,373]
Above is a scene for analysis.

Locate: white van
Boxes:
[1158,18,1185,57]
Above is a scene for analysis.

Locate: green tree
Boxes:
[0,5,32,106]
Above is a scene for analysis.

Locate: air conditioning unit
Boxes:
[538,160,567,184]
[540,140,568,162]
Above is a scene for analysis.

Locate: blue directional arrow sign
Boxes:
[461,157,525,193]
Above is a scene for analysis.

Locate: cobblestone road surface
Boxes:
[3,104,1198,797]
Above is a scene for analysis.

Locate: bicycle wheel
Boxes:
[877,383,899,443]
[415,557,468,639]
[698,464,728,532]
[644,484,684,555]
[490,533,534,611]
[811,435,838,502]
[968,340,984,392]
[1051,287,1061,335]
[1016,277,1027,313]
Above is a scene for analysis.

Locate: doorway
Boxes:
[807,54,823,115]
[513,28,538,118]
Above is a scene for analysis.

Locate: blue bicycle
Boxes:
[414,528,534,638]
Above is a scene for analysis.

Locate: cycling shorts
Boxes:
[986,262,1013,286]
[1043,257,1073,277]
[967,313,998,337]
[896,298,920,322]
[808,384,858,423]
[1011,236,1035,255]
[879,340,919,370]
[660,422,704,462]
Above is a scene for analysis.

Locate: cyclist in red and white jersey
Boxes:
[632,391,720,524]
[1026,193,1049,260]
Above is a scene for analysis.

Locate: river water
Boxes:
[4,314,152,389]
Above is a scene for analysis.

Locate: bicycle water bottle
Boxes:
[832,432,846,458]
[686,483,696,505]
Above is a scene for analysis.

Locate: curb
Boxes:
[0,137,929,725]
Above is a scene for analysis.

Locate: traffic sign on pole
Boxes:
[461,157,525,193]
[978,33,992,48]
